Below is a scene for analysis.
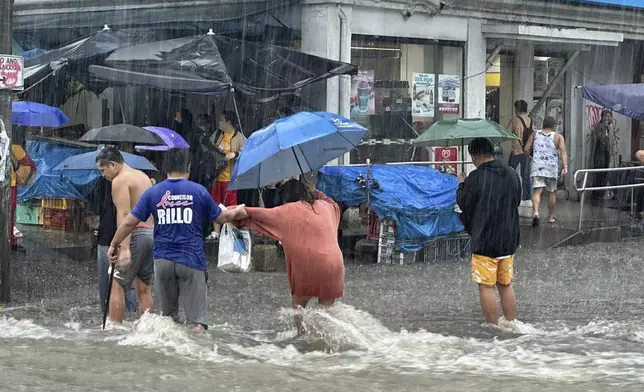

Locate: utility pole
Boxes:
[0,0,13,303]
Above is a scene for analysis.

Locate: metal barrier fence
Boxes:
[574,165,644,231]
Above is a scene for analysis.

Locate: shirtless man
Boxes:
[95,146,154,323]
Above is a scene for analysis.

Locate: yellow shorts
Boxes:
[471,254,514,286]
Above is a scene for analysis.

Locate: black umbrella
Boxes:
[79,124,165,145]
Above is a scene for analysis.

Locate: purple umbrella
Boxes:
[135,126,190,151]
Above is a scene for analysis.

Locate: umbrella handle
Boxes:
[102,262,115,330]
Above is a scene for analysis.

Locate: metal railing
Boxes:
[344,160,473,167]
[574,165,644,231]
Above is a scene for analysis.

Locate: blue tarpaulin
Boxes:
[18,140,99,202]
[317,165,464,252]
[581,84,644,120]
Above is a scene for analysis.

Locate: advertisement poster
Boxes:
[350,70,375,116]
[412,73,435,117]
[546,98,564,133]
[434,147,458,175]
[532,99,546,130]
[438,75,460,114]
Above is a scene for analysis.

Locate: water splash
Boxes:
[116,312,221,361]
[0,317,60,340]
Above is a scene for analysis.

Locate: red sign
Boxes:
[434,147,458,174]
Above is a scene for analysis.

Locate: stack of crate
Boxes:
[15,200,43,226]
[42,199,82,232]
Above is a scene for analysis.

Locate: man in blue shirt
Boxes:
[108,148,247,332]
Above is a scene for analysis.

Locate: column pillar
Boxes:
[464,18,486,119]
[513,42,534,109]
[301,2,352,163]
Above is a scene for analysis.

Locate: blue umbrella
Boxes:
[12,101,70,128]
[53,150,158,172]
[229,111,367,190]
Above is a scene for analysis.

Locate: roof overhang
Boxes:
[482,24,624,47]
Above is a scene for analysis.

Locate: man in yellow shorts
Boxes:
[457,138,521,324]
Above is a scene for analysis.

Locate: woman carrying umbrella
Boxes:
[236,179,344,333]
[210,110,247,207]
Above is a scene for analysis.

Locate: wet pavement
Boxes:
[3,230,644,391]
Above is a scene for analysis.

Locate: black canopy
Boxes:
[88,34,357,100]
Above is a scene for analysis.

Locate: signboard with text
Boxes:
[0,55,24,90]
[434,147,458,175]
[437,75,460,114]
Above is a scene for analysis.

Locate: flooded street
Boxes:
[2,239,644,391]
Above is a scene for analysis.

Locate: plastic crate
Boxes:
[43,208,73,231]
[15,204,43,225]
[422,233,471,263]
[41,198,76,210]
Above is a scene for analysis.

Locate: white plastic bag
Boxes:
[217,223,252,272]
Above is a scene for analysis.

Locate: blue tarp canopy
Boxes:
[317,165,464,253]
[581,83,644,120]
[574,0,644,8]
[18,140,100,202]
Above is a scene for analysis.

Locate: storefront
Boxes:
[300,3,483,166]
[349,35,464,164]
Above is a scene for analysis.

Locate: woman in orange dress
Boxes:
[238,179,345,310]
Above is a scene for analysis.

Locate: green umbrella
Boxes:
[412,118,519,147]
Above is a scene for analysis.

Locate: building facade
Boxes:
[13,0,644,195]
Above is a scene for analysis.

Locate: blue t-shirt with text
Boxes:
[131,178,222,270]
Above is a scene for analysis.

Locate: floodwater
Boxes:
[3,239,644,391]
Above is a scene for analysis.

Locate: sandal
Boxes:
[548,217,556,224]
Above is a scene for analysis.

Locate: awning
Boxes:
[581,83,644,120]
[87,33,358,100]
[14,0,297,30]
[482,24,624,46]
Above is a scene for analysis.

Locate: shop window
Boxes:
[349,35,464,164]
[533,56,565,136]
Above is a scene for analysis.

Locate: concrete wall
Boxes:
[351,6,468,42]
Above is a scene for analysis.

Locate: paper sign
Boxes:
[412,73,435,117]
[0,55,24,90]
[438,75,460,114]
[0,118,10,183]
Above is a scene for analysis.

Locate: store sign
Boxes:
[0,55,24,90]
[434,147,458,175]
[438,75,460,114]
[574,0,644,8]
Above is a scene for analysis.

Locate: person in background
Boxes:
[10,127,36,253]
[210,111,246,205]
[278,107,295,118]
[235,179,344,334]
[195,113,213,137]
[87,176,137,314]
[524,116,568,226]
[210,111,247,234]
[590,109,617,200]
[108,148,247,332]
[457,138,521,325]
[96,147,155,324]
[173,108,194,139]
[507,100,533,202]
